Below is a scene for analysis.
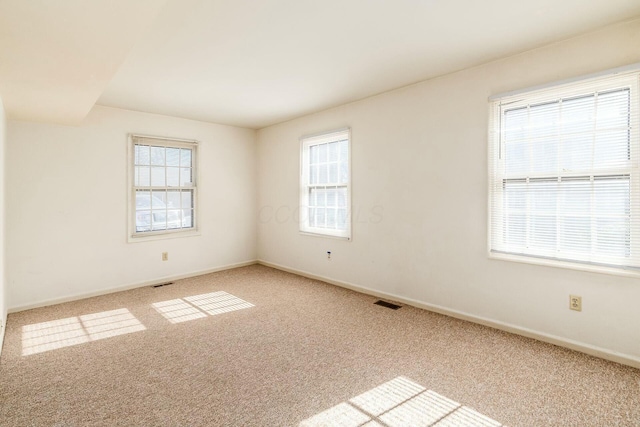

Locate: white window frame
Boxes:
[488,66,640,275]
[128,134,199,242]
[300,128,352,240]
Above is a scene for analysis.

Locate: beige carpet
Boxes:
[0,265,638,426]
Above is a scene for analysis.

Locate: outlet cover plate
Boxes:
[570,295,582,311]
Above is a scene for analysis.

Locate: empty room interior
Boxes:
[1,1,640,426]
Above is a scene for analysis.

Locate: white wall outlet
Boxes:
[327,251,331,260]
[162,252,168,261]
[570,295,582,311]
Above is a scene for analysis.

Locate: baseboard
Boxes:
[8,260,259,313]
[257,259,640,370]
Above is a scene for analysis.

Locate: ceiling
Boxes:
[1,0,640,129]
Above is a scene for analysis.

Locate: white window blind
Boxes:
[300,128,351,239]
[489,70,640,270]
[130,134,197,238]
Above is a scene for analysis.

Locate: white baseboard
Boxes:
[258,259,640,370]
[8,260,258,313]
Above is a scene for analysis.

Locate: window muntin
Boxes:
[300,129,351,239]
[489,73,639,270]
[130,135,197,238]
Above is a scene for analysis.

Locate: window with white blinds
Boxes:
[129,134,197,239]
[300,129,351,239]
[489,69,640,271]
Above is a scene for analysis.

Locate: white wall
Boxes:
[0,95,7,352]
[257,19,640,365]
[7,105,256,309]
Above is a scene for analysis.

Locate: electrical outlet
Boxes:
[327,251,331,260]
[162,252,168,261]
[569,295,582,311]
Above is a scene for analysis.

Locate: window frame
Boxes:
[127,134,199,242]
[299,128,352,240]
[488,70,640,274]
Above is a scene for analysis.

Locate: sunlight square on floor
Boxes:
[299,376,503,427]
[152,291,254,324]
[21,308,146,356]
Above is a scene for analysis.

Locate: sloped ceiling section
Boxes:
[1,1,640,128]
[0,0,167,125]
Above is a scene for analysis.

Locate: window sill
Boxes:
[299,230,351,241]
[128,229,201,243]
[489,251,640,278]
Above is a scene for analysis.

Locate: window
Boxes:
[489,69,640,271]
[300,129,351,239]
[129,134,197,239]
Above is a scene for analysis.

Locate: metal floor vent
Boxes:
[152,282,174,288]
[374,300,402,310]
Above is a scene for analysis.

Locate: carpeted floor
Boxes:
[0,264,638,426]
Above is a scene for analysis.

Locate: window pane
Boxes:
[151,167,165,186]
[530,138,557,174]
[180,168,192,186]
[308,208,316,227]
[134,166,150,186]
[337,209,348,230]
[167,210,181,229]
[318,164,328,184]
[329,163,338,183]
[562,94,594,134]
[181,191,193,209]
[167,167,179,187]
[594,129,629,169]
[529,181,557,251]
[594,177,629,217]
[135,145,150,165]
[503,181,526,250]
[150,146,165,166]
[530,101,559,139]
[505,141,527,176]
[319,143,328,163]
[328,142,339,162]
[309,165,318,185]
[595,218,629,257]
[326,188,336,207]
[167,191,181,209]
[504,107,527,142]
[316,208,326,227]
[597,89,630,130]
[337,188,347,207]
[151,211,167,231]
[166,148,180,166]
[560,216,591,254]
[327,208,337,228]
[180,149,192,167]
[135,191,151,211]
[560,134,591,172]
[340,160,348,183]
[183,209,194,228]
[151,191,167,209]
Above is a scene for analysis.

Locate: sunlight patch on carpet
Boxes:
[152,291,254,324]
[21,308,146,356]
[299,376,502,427]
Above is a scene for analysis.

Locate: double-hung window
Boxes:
[300,129,351,239]
[489,69,640,271]
[129,134,197,239]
